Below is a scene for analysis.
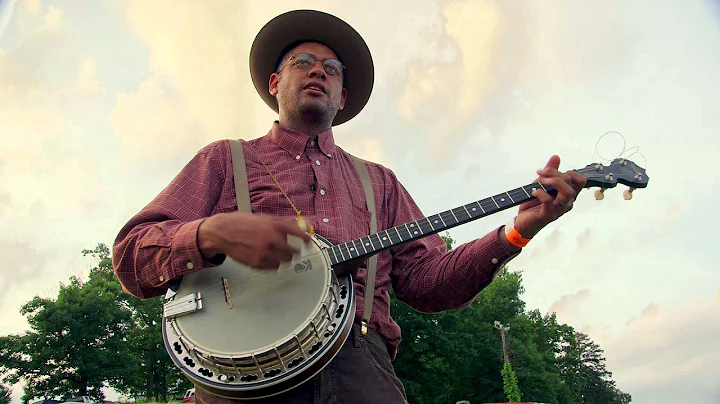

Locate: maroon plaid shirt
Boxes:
[112,122,519,358]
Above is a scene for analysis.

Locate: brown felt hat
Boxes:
[249,9,374,126]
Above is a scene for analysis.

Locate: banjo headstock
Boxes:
[576,158,649,200]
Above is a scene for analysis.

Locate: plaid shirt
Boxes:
[112,122,519,358]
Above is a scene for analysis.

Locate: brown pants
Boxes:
[195,324,408,404]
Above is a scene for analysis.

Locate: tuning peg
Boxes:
[623,187,635,200]
[594,188,605,200]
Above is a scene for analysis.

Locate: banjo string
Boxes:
[185,247,335,295]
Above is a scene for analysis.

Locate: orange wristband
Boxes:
[504,218,531,248]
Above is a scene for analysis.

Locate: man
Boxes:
[112,9,585,404]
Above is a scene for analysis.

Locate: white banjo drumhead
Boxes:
[171,234,330,355]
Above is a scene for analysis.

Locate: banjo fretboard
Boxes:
[326,181,556,266]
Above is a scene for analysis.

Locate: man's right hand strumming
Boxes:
[198,212,312,270]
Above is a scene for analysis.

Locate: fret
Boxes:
[426,216,437,231]
[359,237,369,254]
[453,207,470,222]
[352,240,360,257]
[466,202,483,217]
[366,235,376,252]
[333,246,344,263]
[408,222,422,237]
[509,188,526,202]
[493,193,514,210]
[379,232,390,246]
[386,229,401,245]
[370,233,384,248]
[441,211,455,226]
[338,243,350,261]
[330,247,339,265]
[402,223,414,239]
[326,176,570,266]
[394,227,405,242]
[479,199,495,213]
[418,218,433,234]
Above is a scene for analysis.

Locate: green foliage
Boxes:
[0,234,631,403]
[501,363,522,402]
[0,244,190,403]
[390,234,631,404]
[0,384,11,404]
[0,244,132,402]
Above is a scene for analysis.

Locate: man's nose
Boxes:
[307,62,327,79]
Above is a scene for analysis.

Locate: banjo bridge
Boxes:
[164,292,203,318]
[222,277,233,309]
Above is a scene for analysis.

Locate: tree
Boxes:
[389,233,631,404]
[80,245,192,402]
[0,244,191,402]
[501,363,522,402]
[0,245,133,402]
[0,384,11,404]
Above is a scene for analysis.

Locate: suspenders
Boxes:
[227,139,378,335]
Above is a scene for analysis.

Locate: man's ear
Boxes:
[339,87,348,110]
[269,72,280,96]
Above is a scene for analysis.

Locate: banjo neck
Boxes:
[325,180,554,267]
[326,157,650,267]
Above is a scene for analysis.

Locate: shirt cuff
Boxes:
[487,225,521,277]
[169,218,223,281]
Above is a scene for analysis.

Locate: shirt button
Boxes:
[322,218,330,223]
[328,153,332,158]
[491,258,499,264]
[320,189,326,195]
[159,275,165,282]
[310,140,315,146]
[315,160,321,166]
[187,262,195,269]
[296,155,301,160]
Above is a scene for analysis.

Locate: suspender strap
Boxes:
[228,139,253,213]
[351,155,378,335]
[228,139,378,335]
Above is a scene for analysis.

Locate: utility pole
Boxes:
[494,320,510,364]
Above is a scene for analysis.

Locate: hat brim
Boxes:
[250,10,374,126]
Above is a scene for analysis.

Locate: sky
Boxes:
[0,0,718,403]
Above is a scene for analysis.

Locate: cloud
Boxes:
[74,56,105,93]
[597,300,720,403]
[117,0,272,144]
[109,78,205,170]
[547,289,591,317]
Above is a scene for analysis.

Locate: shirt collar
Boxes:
[269,121,337,159]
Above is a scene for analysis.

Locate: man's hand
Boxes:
[514,155,587,239]
[198,212,312,270]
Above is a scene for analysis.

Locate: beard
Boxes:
[277,83,341,126]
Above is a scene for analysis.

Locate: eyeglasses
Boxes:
[278,53,345,76]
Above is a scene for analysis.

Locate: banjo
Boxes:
[161,156,648,400]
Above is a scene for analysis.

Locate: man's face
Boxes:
[269,42,348,124]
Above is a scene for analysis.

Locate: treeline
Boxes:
[0,244,192,403]
[390,236,631,404]
[0,239,631,403]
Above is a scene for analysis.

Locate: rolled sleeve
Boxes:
[386,169,521,313]
[113,141,230,299]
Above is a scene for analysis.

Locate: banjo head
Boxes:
[161,233,355,399]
